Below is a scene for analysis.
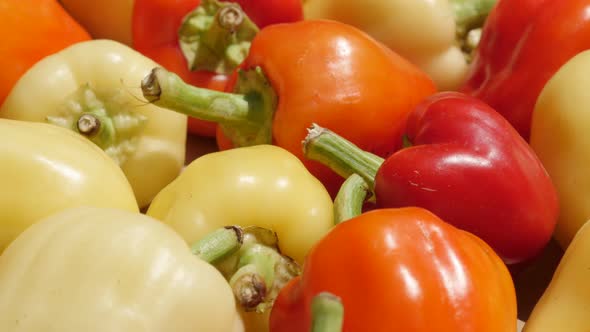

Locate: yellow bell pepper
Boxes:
[0,39,187,208]
[303,0,496,91]
[147,144,334,331]
[522,219,590,331]
[0,206,243,331]
[58,0,134,45]
[0,118,138,252]
[529,50,590,249]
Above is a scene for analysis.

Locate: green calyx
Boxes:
[178,0,259,74]
[193,225,300,313]
[46,83,147,165]
[450,0,497,59]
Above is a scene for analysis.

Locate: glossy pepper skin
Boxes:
[132,0,303,137]
[0,0,90,106]
[460,0,590,140]
[0,207,243,332]
[523,219,590,332]
[0,39,187,208]
[303,91,559,264]
[0,119,138,252]
[269,207,518,332]
[529,50,590,249]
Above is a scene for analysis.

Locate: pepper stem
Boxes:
[450,0,497,56]
[334,174,370,224]
[141,66,276,147]
[191,226,244,264]
[302,123,384,191]
[311,292,344,332]
[227,227,301,313]
[178,0,259,74]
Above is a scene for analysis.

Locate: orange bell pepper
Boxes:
[0,0,91,106]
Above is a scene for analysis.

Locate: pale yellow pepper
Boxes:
[0,39,187,208]
[0,119,138,251]
[59,0,135,45]
[303,0,496,91]
[147,144,334,331]
[0,206,243,332]
[523,218,590,331]
[530,50,590,249]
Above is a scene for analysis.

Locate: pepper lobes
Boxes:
[0,119,138,252]
[0,206,243,332]
[0,39,187,208]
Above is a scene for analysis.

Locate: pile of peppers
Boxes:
[3,0,590,331]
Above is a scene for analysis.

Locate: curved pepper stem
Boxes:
[311,292,345,332]
[191,226,244,264]
[141,66,277,147]
[333,174,370,224]
[302,123,384,191]
[178,0,259,74]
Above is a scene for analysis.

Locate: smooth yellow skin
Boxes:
[529,50,590,250]
[147,144,334,265]
[523,219,590,331]
[304,0,467,90]
[0,206,242,332]
[0,119,138,252]
[59,0,134,45]
[0,39,187,208]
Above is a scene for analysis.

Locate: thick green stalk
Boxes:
[302,123,384,191]
[311,292,345,332]
[333,174,370,224]
[191,226,243,264]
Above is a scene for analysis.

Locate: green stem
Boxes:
[178,0,259,74]
[450,0,497,55]
[311,292,344,332]
[302,123,384,191]
[334,174,370,224]
[141,66,276,147]
[191,226,243,264]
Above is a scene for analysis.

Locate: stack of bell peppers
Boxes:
[2,0,590,331]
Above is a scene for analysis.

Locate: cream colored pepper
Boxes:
[0,39,187,208]
[303,0,496,91]
[523,219,590,331]
[530,50,590,249]
[0,206,242,331]
[0,119,138,251]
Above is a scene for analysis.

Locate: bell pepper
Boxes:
[303,91,559,264]
[0,39,187,208]
[522,218,590,332]
[59,0,135,46]
[141,19,437,196]
[146,144,333,331]
[529,50,590,250]
[303,0,496,91]
[269,207,518,331]
[460,0,590,140]
[0,119,138,252]
[0,0,90,106]
[0,206,244,331]
[132,0,303,137]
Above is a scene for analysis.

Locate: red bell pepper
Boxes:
[140,19,437,196]
[132,0,303,137]
[269,207,518,332]
[302,91,559,264]
[460,0,590,140]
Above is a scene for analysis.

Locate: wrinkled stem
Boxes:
[191,226,244,264]
[450,0,497,54]
[311,292,344,332]
[302,123,384,190]
[178,0,259,74]
[334,174,370,224]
